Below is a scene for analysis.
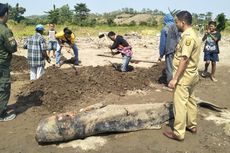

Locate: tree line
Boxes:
[7,3,228,30]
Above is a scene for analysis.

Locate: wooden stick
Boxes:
[97,54,158,64]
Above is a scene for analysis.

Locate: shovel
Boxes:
[107,60,119,71]
[61,46,78,75]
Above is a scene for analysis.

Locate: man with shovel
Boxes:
[55,27,79,67]
[107,31,133,72]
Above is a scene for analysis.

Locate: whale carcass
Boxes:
[36,102,173,143]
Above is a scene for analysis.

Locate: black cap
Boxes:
[64,27,72,35]
[0,3,9,17]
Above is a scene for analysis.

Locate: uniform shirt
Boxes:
[0,21,17,68]
[203,32,221,53]
[26,33,46,67]
[173,27,201,86]
[55,31,75,44]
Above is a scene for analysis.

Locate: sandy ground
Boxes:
[0,35,230,153]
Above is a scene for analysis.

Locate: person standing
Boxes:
[163,11,201,141]
[108,31,133,72]
[201,21,221,82]
[26,24,50,80]
[47,23,57,58]
[158,14,180,85]
[0,3,17,121]
[55,27,79,67]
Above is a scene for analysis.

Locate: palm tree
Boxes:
[74,3,90,21]
[45,5,59,24]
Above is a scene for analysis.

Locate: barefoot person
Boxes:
[201,21,221,82]
[0,3,17,121]
[47,23,57,59]
[107,31,133,72]
[163,11,201,141]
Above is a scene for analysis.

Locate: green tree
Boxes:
[205,12,213,21]
[147,17,158,26]
[153,9,164,15]
[139,21,148,26]
[22,16,48,25]
[107,17,115,26]
[192,13,199,25]
[145,8,153,14]
[74,3,90,25]
[121,8,137,14]
[9,3,26,23]
[198,13,206,24]
[58,4,73,24]
[45,5,59,24]
[216,13,226,31]
[129,20,136,26]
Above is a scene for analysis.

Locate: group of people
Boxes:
[26,24,132,80]
[158,12,221,141]
[0,2,133,121]
[159,14,221,86]
[0,3,223,142]
[24,24,80,80]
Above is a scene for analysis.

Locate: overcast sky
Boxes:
[2,0,230,19]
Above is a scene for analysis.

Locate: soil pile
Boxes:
[19,63,165,113]
[11,55,28,72]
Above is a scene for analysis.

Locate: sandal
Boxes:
[201,71,208,77]
[0,112,16,122]
[211,76,218,82]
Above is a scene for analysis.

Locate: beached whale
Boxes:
[36,102,173,143]
[35,100,227,143]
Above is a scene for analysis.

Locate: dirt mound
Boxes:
[18,63,165,113]
[11,55,28,72]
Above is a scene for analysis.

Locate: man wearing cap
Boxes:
[25,24,50,80]
[0,3,17,121]
[55,27,79,67]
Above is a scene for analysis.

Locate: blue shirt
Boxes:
[159,14,179,58]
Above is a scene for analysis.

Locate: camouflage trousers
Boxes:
[0,68,11,116]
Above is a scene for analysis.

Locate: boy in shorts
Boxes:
[201,21,221,82]
[47,24,57,58]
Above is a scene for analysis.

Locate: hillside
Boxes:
[114,13,163,25]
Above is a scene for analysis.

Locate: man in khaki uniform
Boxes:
[163,11,201,141]
[0,3,17,121]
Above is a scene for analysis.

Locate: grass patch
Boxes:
[8,23,230,39]
[9,23,160,38]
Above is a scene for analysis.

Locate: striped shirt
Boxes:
[110,35,133,57]
[117,46,133,57]
[26,33,46,67]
